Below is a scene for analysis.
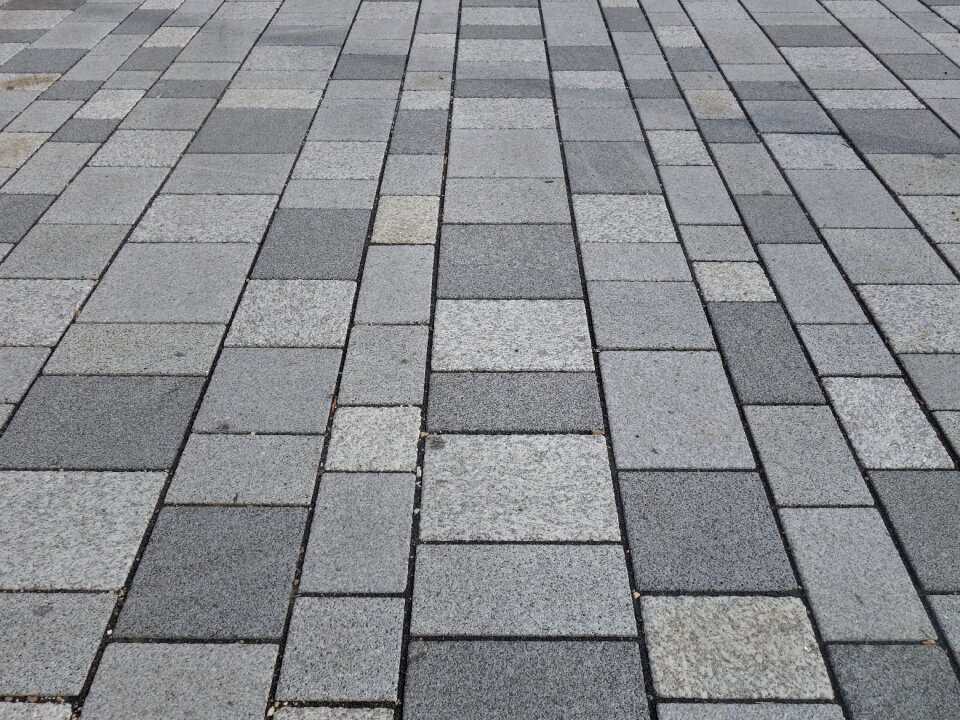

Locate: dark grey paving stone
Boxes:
[627,78,681,99]
[437,224,582,299]
[455,78,552,97]
[708,302,824,405]
[698,119,759,143]
[622,471,795,592]
[664,47,717,72]
[428,371,602,432]
[115,506,305,640]
[253,209,369,280]
[873,470,960,592]
[148,78,231,98]
[881,53,960,80]
[460,24,543,39]
[391,109,449,154]
[0,48,86,73]
[564,141,659,194]
[50,118,119,143]
[834,109,960,155]
[0,224,127,279]
[829,644,960,720]
[0,194,53,244]
[119,47,179,72]
[735,195,818,244]
[0,346,47,403]
[403,641,649,720]
[40,80,102,101]
[602,7,648,30]
[339,325,428,406]
[549,46,619,71]
[743,100,835,133]
[114,8,172,34]
[0,376,202,470]
[730,80,811,101]
[190,108,312,153]
[334,53,406,79]
[902,354,960,410]
[765,25,859,47]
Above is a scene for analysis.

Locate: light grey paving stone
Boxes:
[0,703,73,720]
[929,595,960,658]
[194,348,339,434]
[452,97,554,128]
[860,285,960,353]
[354,245,433,325]
[588,281,715,350]
[940,412,960,454]
[412,544,635,636]
[443,178,570,223]
[0,224,127,279]
[680,225,757,261]
[42,166,166,225]
[902,354,960,410]
[168,434,323,505]
[712,143,790,196]
[601,351,753,470]
[661,166,739,225]
[46,323,223,376]
[0,279,92,346]
[0,471,163,590]
[227,280,355,347]
[3,141,96,194]
[788,169,911,229]
[658,706,844,720]
[278,597,404,702]
[573,194,677,243]
[797,323,899,377]
[828,644,960,720]
[121,97,215,130]
[873,471,960,592]
[824,229,956,284]
[0,346,46,402]
[340,325,428,406]
[164,153,295,194]
[0,376,202,470]
[0,592,114,696]
[693,262,775,302]
[449,128,563,178]
[642,596,833,700]
[371,196,439,244]
[325,406,420,472]
[301,473,414,593]
[115,506,305,640]
[421,434,619,541]
[902,195,960,244]
[131,193,277,243]
[380,154,444,195]
[758,244,865,324]
[782,507,935,641]
[83,643,277,720]
[294,141,387,180]
[81,243,254,323]
[91,129,191,167]
[765,133,862,171]
[825,377,953,469]
[744,100,835,133]
[432,300,593,371]
[869,155,960,196]
[647,130,711,166]
[746,405,870,506]
[581,244,690,281]
[274,710,392,720]
[564,140,659,194]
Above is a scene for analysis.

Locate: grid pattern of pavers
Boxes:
[2,0,960,715]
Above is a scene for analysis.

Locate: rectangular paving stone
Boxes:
[448,128,563,178]
[300,473,414,593]
[902,354,960,410]
[91,129,191,167]
[931,595,960,660]
[860,285,960,353]
[824,229,956,284]
[735,194,819,244]
[693,262,776,302]
[294,141,386,180]
[42,166,166,224]
[190,107,312,153]
[339,325,428,406]
[581,244,690,282]
[3,141,97,194]
[371,195,439,244]
[797,323,899,377]
[116,506,305,640]
[0,346,47,403]
[412,544,635,636]
[354,245,433,324]
[325,406,420,472]
[131,194,278,243]
[788,169,911,228]
[0,223,126,279]
[311,99,397,142]
[573,194,677,243]
[680,225,757,261]
[253,208,368,280]
[658,706,843,720]
[444,178,570,223]
[661,166,740,225]
[0,470,163,589]
[164,153,295,194]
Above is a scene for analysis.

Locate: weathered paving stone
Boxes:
[402,641,649,720]
[339,325,428,406]
[325,406,421,472]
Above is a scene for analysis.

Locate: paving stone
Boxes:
[860,285,960,353]
[451,97,553,128]
[573,194,677,243]
[930,595,960,658]
[91,129,191,167]
[744,100,835,133]
[131,193,276,245]
[165,153,295,193]
[694,262,775,301]
[0,194,53,243]
[83,643,277,720]
[788,169,911,229]
[190,107,312,153]
[116,506,304,640]
[712,142,790,195]
[168,434,323,505]
[42,166,166,225]
[444,178,570,223]
[339,325,427,406]
[0,223,126,279]
[294,141,386,180]
[823,228,956,284]
[563,140,659,193]
[681,225,757,261]
[390,108,448,152]
[449,128,563,178]
[834,108,960,155]
[661,166,740,225]
[797,323,899,376]
[902,354,960,410]
[0,592,114,695]
[4,141,97,194]
[325,406,420,472]
[0,703,72,720]
[274,710,392,720]
[0,346,46,402]
[765,132,863,170]
[0,470,163,589]
[354,245,433,324]
[195,348,339,434]
[278,597,404,702]
[581,244,690,281]
[658,706,844,720]
[301,473,414,593]
[371,195,439,244]
[253,208,368,280]
[902,195,960,244]
[642,596,832,700]
[380,154,444,195]
[735,194,819,244]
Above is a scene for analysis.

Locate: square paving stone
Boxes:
[563,141,658,194]
[642,596,832,700]
[339,325,428,406]
[621,471,795,592]
[278,597,404,702]
[42,167,166,225]
[325,406,421,472]
[83,643,277,720]
[661,166,740,225]
[828,644,960,720]
[708,302,823,405]
[81,243,254,323]
[448,128,563,178]
[227,280,355,347]
[168,434,323,505]
[412,544,635,637]
[354,246,433,324]
[194,348,339,434]
[903,354,960,410]
[782,507,935,642]
[371,196,439,244]
[797,323,899,377]
[389,109,449,153]
[758,244,864,324]
[860,285,960,353]
[0,592,114,695]
[432,299,592,371]
[0,376,202,470]
[402,640,649,720]
[190,108,312,153]
[658,706,843,720]
[588,281,714,350]
[164,153,295,194]
[873,471,960,592]
[253,208,368,280]
[116,506,305,640]
[131,194,277,243]
[573,194,677,243]
[443,178,570,224]
[735,194,819,244]
[823,229,956,284]
[0,279,91,345]
[437,224,582,299]
[380,154,444,195]
[421,434,619,541]
[0,471,163,589]
[600,351,753,470]
[0,224,127,279]
[300,473,414,593]
[0,346,47,402]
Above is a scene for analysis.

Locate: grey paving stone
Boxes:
[860,285,960,353]
[412,544,635,636]
[735,194,819,244]
[340,325,427,406]
[903,195,960,244]
[930,595,960,659]
[0,194,54,243]
[788,169,911,229]
[437,224,582,299]
[902,354,960,410]
[873,471,960,592]
[274,710,392,720]
[581,244,690,281]
[558,108,643,141]
[621,471,795,592]
[823,229,956,284]
[402,640,649,720]
[195,348,339,434]
[190,107,312,153]
[293,141,387,180]
[709,302,823,405]
[390,108,448,153]
[0,702,72,720]
[301,473,413,593]
[0,470,163,589]
[573,194,677,243]
[253,208,368,280]
[278,597,404,702]
[0,223,126,279]
[0,346,46,403]
[564,141,659,194]
[130,194,277,243]
[116,506,305,640]
[121,97,215,130]
[325,406,420,472]
[0,376,201,470]
[834,108,960,155]
[451,97,553,128]
[694,261,775,302]
[168,434,323,505]
[1,48,86,73]
[380,154,444,195]
[828,644,960,720]
[0,592,114,695]
[165,153,295,194]
[444,178,570,223]
[91,129,191,167]
[797,323,899,377]
[354,246,433,324]
[680,225,757,261]
[712,143,790,196]
[310,99,397,142]
[661,166,740,225]
[600,351,753,470]
[642,596,832,700]
[4,142,97,195]
[744,100,835,133]
[46,323,223,376]
[83,643,277,720]
[764,133,863,171]
[370,195,439,244]
[40,80,101,101]
[50,118,119,143]
[334,53,406,80]
[658,706,844,720]
[42,167,166,225]
[449,128,563,178]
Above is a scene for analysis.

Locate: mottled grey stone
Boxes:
[0,279,91,346]
[42,167,166,225]
[788,169,910,229]
[131,194,277,243]
[253,208,369,280]
[573,194,677,243]
[735,194,819,244]
[902,354,960,410]
[354,246,433,325]
[0,346,47,402]
[824,229,956,284]
[190,108,312,153]
[797,323,899,377]
[164,153,295,193]
[564,141,659,194]
[581,244,690,281]
[340,325,428,406]
[444,178,570,223]
[0,224,126,279]
[0,702,73,720]
[325,406,421,472]
[661,166,740,225]
[658,706,843,720]
[930,595,960,658]
[860,285,960,353]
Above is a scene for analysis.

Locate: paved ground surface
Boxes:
[2,0,960,716]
